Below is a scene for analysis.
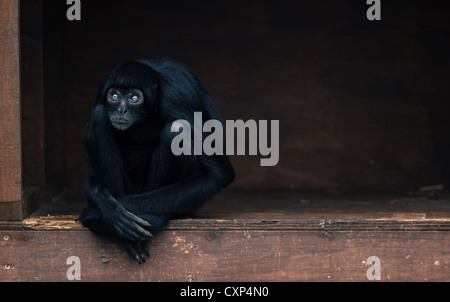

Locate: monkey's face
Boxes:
[106,87,148,130]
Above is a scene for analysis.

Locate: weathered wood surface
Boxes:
[0,228,448,282]
[1,189,449,282]
[0,0,22,218]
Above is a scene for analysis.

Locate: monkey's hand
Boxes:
[122,239,150,264]
[104,203,153,242]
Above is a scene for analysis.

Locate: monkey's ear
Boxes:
[154,83,158,89]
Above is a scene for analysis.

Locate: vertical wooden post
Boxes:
[0,0,22,220]
[21,0,49,217]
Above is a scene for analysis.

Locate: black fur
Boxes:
[79,58,234,263]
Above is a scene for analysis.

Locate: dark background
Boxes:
[26,0,450,191]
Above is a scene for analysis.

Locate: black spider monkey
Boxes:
[79,58,234,263]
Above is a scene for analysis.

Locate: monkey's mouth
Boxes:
[110,117,132,130]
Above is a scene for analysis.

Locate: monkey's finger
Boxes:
[120,212,153,237]
[133,248,145,264]
[135,240,150,258]
[128,222,153,240]
[135,243,148,262]
[114,204,151,227]
[119,217,153,240]
[113,222,141,241]
[124,243,144,264]
[114,219,148,241]
[122,210,152,228]
[140,241,150,258]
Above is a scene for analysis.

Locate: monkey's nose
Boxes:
[118,107,128,114]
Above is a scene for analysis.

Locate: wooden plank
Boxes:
[13,215,450,232]
[0,0,22,212]
[7,188,446,231]
[0,228,448,281]
[1,189,448,281]
[0,202,22,221]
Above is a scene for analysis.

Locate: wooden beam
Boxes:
[1,189,449,281]
[0,0,22,219]
[0,226,448,281]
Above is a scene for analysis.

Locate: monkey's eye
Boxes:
[130,95,140,103]
[110,93,120,101]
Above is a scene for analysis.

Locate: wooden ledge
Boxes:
[7,214,449,232]
[1,189,449,281]
[6,188,449,232]
[1,218,449,281]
